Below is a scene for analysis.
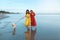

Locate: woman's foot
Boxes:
[31,27,37,31]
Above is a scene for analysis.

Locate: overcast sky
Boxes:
[0,0,60,13]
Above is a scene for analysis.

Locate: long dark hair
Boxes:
[26,9,30,14]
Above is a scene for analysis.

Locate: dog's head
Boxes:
[12,23,16,28]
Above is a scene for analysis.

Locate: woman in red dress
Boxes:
[30,10,36,30]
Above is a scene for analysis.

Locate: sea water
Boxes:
[0,14,60,40]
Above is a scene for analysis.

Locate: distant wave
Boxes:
[36,13,60,15]
[0,16,9,20]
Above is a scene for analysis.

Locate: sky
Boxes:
[0,0,60,13]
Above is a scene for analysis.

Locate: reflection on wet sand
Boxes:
[12,28,16,35]
[31,30,36,40]
[25,29,36,40]
[25,30,30,40]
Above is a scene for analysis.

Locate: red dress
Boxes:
[30,12,36,26]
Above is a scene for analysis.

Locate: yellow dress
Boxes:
[25,14,30,27]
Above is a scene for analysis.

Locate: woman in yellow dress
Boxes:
[25,9,31,30]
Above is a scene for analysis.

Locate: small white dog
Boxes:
[12,23,16,29]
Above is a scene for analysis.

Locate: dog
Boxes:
[12,23,16,29]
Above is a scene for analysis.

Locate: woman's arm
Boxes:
[20,16,25,20]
